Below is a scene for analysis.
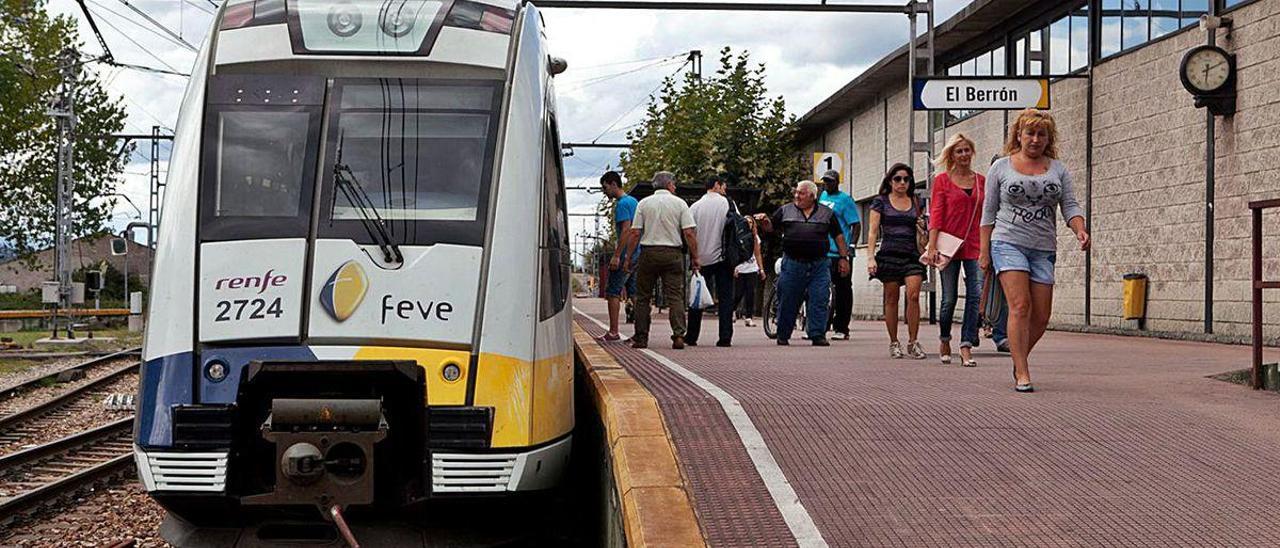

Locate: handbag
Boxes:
[925,185,980,270]
[913,198,929,255]
[981,268,1005,323]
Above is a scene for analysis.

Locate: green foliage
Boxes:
[0,289,42,310]
[619,48,805,212]
[0,0,128,263]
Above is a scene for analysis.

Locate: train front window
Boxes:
[213,112,310,218]
[320,79,501,247]
[200,75,325,241]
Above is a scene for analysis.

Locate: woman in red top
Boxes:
[923,134,985,367]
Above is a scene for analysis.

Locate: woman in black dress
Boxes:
[866,163,927,359]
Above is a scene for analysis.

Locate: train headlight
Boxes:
[205,360,229,383]
[441,363,462,383]
[327,4,362,37]
[379,9,414,38]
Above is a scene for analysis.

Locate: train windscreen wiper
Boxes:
[333,135,403,264]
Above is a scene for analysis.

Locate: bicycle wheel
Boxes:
[763,283,778,339]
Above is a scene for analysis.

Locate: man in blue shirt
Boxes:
[818,169,861,340]
[599,171,640,341]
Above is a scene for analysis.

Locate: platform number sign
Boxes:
[813,152,844,185]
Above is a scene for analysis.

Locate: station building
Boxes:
[796,0,1280,341]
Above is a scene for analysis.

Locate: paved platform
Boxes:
[574,298,1280,547]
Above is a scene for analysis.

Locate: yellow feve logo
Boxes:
[319,260,368,322]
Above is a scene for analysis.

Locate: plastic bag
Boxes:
[688,272,715,310]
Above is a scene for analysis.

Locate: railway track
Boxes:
[0,353,139,449]
[0,347,141,402]
[0,418,135,523]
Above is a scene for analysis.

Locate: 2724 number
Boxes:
[214,298,284,322]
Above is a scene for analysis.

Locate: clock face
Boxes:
[1184,48,1231,92]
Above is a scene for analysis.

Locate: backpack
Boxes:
[722,200,754,267]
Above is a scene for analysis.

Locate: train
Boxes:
[132,0,574,539]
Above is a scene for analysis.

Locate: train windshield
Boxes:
[199,75,325,241]
[319,79,502,247]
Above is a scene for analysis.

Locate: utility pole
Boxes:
[49,47,79,339]
[149,125,164,250]
[688,50,702,80]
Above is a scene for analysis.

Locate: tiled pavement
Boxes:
[574,298,1280,547]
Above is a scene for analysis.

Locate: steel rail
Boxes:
[0,347,141,400]
[0,453,134,523]
[0,359,139,433]
[0,417,133,473]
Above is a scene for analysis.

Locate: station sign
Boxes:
[912,77,1050,111]
[812,152,844,184]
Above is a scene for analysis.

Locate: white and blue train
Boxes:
[132,0,575,536]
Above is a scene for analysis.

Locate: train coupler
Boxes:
[241,398,387,515]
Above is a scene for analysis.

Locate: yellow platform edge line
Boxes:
[572,323,707,548]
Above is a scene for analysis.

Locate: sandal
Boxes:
[939,341,952,365]
[961,358,977,368]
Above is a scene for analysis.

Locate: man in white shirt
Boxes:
[686,174,734,347]
[623,172,699,349]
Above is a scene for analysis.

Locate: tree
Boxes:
[619,48,805,211]
[0,0,128,262]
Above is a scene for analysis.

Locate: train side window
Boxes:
[199,75,325,241]
[539,119,569,321]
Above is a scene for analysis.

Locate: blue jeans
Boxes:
[939,259,981,348]
[776,256,831,341]
[992,299,1009,347]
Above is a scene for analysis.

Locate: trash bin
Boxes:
[1122,273,1148,321]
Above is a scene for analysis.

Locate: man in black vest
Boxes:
[759,180,850,346]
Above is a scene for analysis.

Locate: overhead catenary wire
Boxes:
[558,56,685,92]
[183,0,216,16]
[85,0,198,53]
[114,0,198,51]
[83,13,186,75]
[590,58,689,143]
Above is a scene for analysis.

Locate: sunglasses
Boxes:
[892,176,911,183]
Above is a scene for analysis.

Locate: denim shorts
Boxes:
[990,240,1057,285]
[604,267,636,297]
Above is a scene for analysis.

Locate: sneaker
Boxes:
[811,338,830,347]
[716,340,731,347]
[671,337,685,350]
[744,318,756,327]
[596,332,621,342]
[777,339,790,346]
[889,341,904,359]
[630,340,648,349]
[906,341,927,360]
[832,332,850,341]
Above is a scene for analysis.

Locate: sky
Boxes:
[45,0,971,260]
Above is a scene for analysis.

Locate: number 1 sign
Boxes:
[812,152,844,186]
